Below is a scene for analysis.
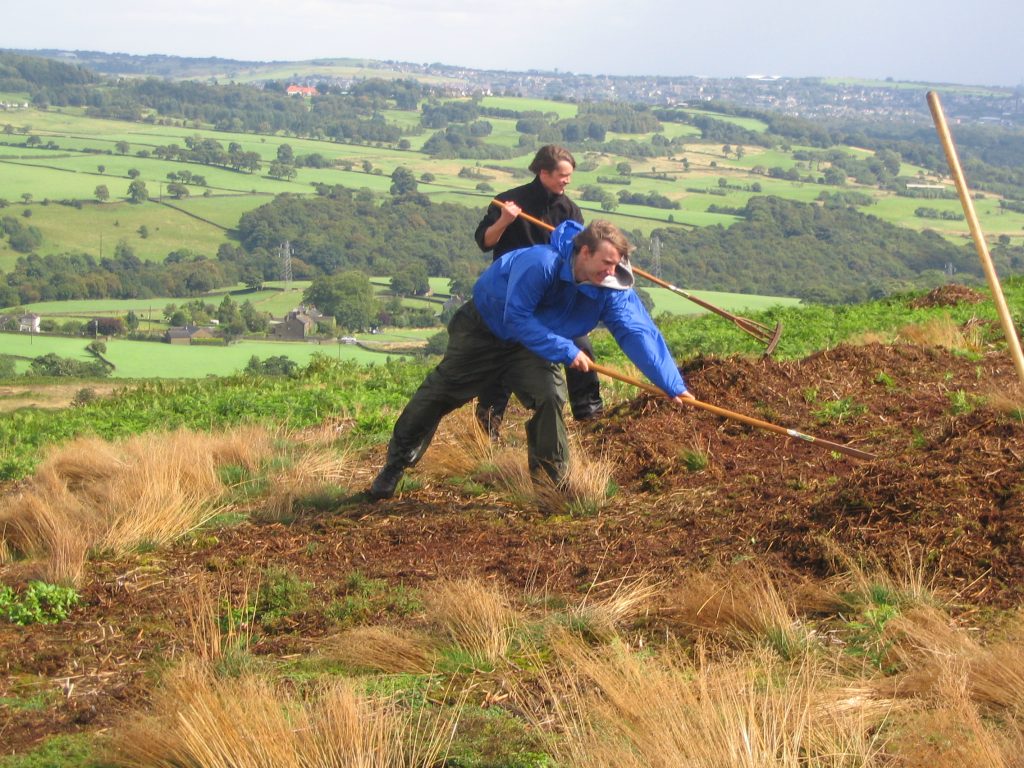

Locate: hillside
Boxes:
[3,50,1024,313]
[3,317,1024,762]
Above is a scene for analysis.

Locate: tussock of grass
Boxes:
[424,407,615,515]
[424,577,520,664]
[322,626,439,674]
[105,657,459,768]
[568,574,662,642]
[987,383,1024,419]
[664,565,815,659]
[884,654,1024,766]
[0,427,273,584]
[529,631,891,767]
[815,536,942,610]
[896,314,984,351]
[887,605,1024,715]
[260,447,355,522]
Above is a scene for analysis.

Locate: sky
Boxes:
[4,0,1023,88]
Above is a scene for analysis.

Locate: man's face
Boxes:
[574,241,622,285]
[538,160,574,195]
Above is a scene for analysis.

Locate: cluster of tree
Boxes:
[0,244,240,307]
[0,52,98,108]
[1,52,414,145]
[27,353,110,378]
[1,215,43,253]
[421,100,481,128]
[300,270,441,333]
[653,107,772,149]
[792,148,901,187]
[152,136,261,174]
[642,196,989,303]
[576,184,619,211]
[421,125,518,159]
[914,207,965,221]
[894,185,958,200]
[235,187,486,288]
[245,355,298,376]
[578,102,661,133]
[816,190,875,208]
[616,190,679,209]
[161,294,268,336]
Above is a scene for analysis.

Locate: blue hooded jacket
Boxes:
[472,220,687,398]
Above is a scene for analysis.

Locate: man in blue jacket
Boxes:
[368,219,693,501]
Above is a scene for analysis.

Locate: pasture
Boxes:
[0,331,402,378]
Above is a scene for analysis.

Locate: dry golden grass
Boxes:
[423,406,615,514]
[887,605,1024,715]
[987,382,1024,418]
[662,564,814,658]
[105,657,460,768]
[321,626,439,674]
[847,330,895,346]
[820,538,942,607]
[529,631,892,768]
[423,577,520,664]
[896,314,985,351]
[260,447,355,522]
[0,427,274,584]
[568,573,662,642]
[883,654,1024,767]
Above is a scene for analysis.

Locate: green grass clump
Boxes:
[326,571,423,627]
[0,581,80,625]
[814,396,867,425]
[0,733,98,768]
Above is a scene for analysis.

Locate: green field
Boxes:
[4,97,1024,334]
[479,96,578,120]
[7,99,1019,274]
[1,331,404,378]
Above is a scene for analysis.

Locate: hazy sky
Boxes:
[4,0,1022,87]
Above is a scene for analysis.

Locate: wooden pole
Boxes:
[589,361,876,461]
[927,91,1024,386]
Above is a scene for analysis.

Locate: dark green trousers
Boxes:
[383,300,569,483]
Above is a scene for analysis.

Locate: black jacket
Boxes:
[474,176,584,260]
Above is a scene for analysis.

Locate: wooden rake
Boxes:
[492,200,784,355]
[590,361,876,461]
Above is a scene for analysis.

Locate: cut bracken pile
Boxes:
[588,342,1024,605]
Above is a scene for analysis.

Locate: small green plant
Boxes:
[802,386,819,403]
[256,566,312,625]
[948,389,976,415]
[873,370,895,389]
[0,581,80,625]
[840,583,902,672]
[681,449,709,473]
[814,397,866,425]
[327,572,423,627]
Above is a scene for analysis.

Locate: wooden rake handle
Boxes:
[490,199,783,351]
[588,362,876,462]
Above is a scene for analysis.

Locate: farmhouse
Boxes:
[164,325,217,345]
[286,85,318,97]
[18,313,41,333]
[271,306,331,340]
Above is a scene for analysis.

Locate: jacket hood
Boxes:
[550,220,635,291]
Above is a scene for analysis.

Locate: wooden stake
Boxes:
[927,91,1024,386]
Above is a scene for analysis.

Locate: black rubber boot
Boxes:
[368,463,405,500]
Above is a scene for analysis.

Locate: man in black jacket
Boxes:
[473,145,604,437]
